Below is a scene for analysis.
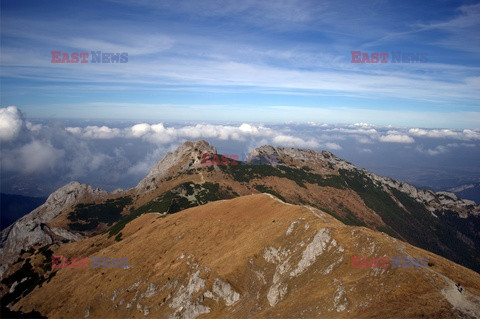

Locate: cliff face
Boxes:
[135,140,216,194]
[0,182,107,274]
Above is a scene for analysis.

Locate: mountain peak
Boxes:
[135,140,216,193]
[251,145,356,172]
[0,181,107,270]
[43,182,106,211]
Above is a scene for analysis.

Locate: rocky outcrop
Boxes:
[364,171,480,218]
[252,144,480,218]
[135,140,216,194]
[10,194,480,318]
[251,145,357,172]
[0,182,107,274]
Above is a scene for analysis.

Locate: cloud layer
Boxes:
[1,106,479,196]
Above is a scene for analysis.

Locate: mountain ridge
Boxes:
[1,140,479,275]
[4,194,480,318]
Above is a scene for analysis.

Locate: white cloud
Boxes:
[65,127,81,135]
[324,142,342,150]
[354,136,374,144]
[463,129,480,140]
[427,145,448,156]
[18,140,64,173]
[386,130,401,135]
[0,106,23,141]
[66,126,121,139]
[353,122,374,128]
[2,106,479,196]
[130,123,152,138]
[408,128,480,140]
[379,134,415,144]
[83,126,121,139]
[327,127,378,136]
[64,121,350,151]
[238,123,257,134]
[272,135,319,148]
[417,145,449,156]
[26,121,43,132]
[126,147,166,176]
[67,122,277,144]
[416,143,467,156]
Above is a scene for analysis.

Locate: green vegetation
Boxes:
[1,261,46,306]
[316,205,364,227]
[435,210,480,272]
[219,161,345,189]
[253,184,286,202]
[335,203,364,226]
[0,242,68,313]
[67,196,132,232]
[114,232,123,242]
[337,169,437,245]
[377,226,398,238]
[336,168,480,272]
[0,306,46,318]
[38,244,53,271]
[106,182,235,237]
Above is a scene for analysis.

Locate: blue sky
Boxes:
[1,0,479,128]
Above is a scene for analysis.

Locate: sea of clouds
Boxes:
[1,106,479,196]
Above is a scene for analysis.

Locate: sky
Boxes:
[1,0,479,128]
[1,1,480,197]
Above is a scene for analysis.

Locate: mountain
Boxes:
[1,140,480,317]
[0,182,108,275]
[0,194,47,231]
[128,141,480,273]
[450,183,480,204]
[3,194,480,318]
[2,140,479,273]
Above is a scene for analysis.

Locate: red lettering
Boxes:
[351,51,362,63]
[379,257,389,268]
[71,52,79,63]
[371,52,379,63]
[361,52,371,63]
[51,51,62,63]
[201,153,212,165]
[62,256,71,267]
[380,53,389,63]
[212,154,220,165]
[61,53,71,63]
[230,155,239,166]
[79,258,89,269]
[68,257,79,268]
[351,256,362,268]
[52,256,63,268]
[79,52,89,63]
[220,155,229,166]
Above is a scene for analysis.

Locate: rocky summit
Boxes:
[1,140,480,318]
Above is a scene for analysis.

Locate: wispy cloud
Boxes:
[1,0,479,128]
